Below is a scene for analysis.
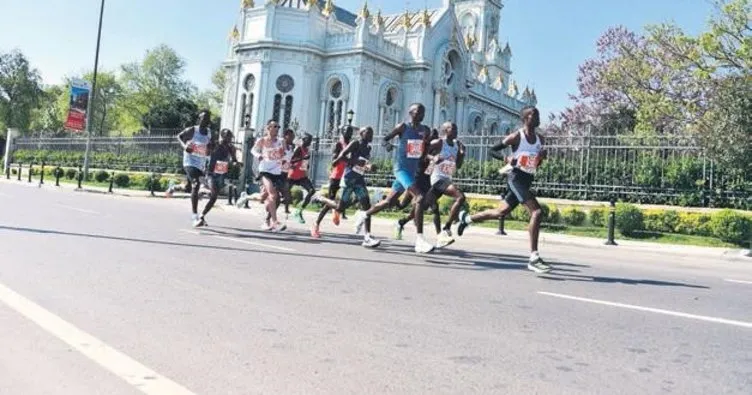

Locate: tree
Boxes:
[29,84,65,134]
[141,97,198,129]
[0,50,43,133]
[118,44,195,131]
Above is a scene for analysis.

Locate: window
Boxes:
[239,73,256,129]
[273,75,295,128]
[276,74,294,93]
[473,116,482,134]
[283,95,294,129]
[325,77,347,134]
[272,94,282,123]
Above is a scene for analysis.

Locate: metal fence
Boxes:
[5,132,750,209]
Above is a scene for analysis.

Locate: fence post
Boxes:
[227,184,234,205]
[149,171,156,196]
[17,163,22,181]
[77,165,83,189]
[55,166,61,186]
[496,216,507,235]
[108,172,114,193]
[39,162,45,185]
[27,163,33,183]
[605,198,617,246]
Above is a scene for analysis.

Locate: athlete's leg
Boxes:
[299,178,315,209]
[442,184,466,231]
[200,175,222,220]
[522,197,544,254]
[261,175,279,225]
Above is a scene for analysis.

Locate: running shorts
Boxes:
[503,168,535,208]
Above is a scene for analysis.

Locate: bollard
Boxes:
[149,173,156,196]
[17,163,22,181]
[39,162,45,185]
[28,164,33,183]
[605,198,618,246]
[77,165,83,189]
[108,172,114,193]
[495,216,507,235]
[227,184,234,205]
[55,167,61,186]
[5,165,9,180]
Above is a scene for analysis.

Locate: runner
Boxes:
[177,109,215,226]
[262,128,295,227]
[354,103,434,253]
[251,120,286,232]
[314,127,381,248]
[456,106,551,273]
[425,121,466,248]
[312,126,354,236]
[194,128,240,227]
[288,132,316,224]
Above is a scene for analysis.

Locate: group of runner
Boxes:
[178,103,552,274]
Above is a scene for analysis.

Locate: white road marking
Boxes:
[179,229,295,252]
[538,291,752,329]
[54,204,99,215]
[0,281,196,395]
[725,279,752,285]
[0,192,10,197]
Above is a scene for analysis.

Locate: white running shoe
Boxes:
[354,211,367,235]
[260,222,272,231]
[414,235,435,254]
[362,236,381,248]
[435,230,455,249]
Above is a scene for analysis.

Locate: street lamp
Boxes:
[82,0,106,180]
[347,109,354,126]
[244,113,251,129]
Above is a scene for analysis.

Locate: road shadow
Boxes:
[538,273,709,289]
[0,225,486,272]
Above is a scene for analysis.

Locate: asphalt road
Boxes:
[0,181,750,395]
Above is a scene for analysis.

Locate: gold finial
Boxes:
[507,80,518,97]
[241,0,254,8]
[464,32,476,49]
[493,73,504,89]
[323,0,334,16]
[229,25,240,41]
[358,1,370,20]
[420,9,431,27]
[401,10,413,30]
[306,0,318,7]
[479,65,488,78]
[375,8,385,27]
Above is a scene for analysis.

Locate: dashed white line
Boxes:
[179,229,296,252]
[54,204,99,215]
[0,281,197,395]
[538,291,752,329]
[724,279,752,285]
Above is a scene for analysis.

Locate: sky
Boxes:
[0,0,714,117]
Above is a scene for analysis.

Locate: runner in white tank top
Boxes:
[456,106,552,274]
[177,109,215,226]
[251,120,286,232]
[425,122,466,249]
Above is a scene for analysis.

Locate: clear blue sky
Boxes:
[0,0,713,117]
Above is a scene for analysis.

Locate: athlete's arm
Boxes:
[425,139,443,164]
[456,140,466,169]
[177,127,194,152]
[381,123,405,152]
[333,140,358,166]
[250,138,264,158]
[538,133,548,165]
[229,145,241,165]
[290,146,304,164]
[489,132,520,160]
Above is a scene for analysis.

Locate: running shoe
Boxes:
[192,217,205,228]
[332,210,341,226]
[362,236,381,248]
[271,222,287,232]
[414,235,435,254]
[435,230,455,249]
[527,253,552,274]
[457,210,470,236]
[310,226,321,239]
[260,222,272,231]
[294,208,305,224]
[393,221,404,240]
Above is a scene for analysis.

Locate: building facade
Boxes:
[221,0,537,142]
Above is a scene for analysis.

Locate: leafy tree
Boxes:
[141,98,198,129]
[29,84,65,134]
[0,50,43,133]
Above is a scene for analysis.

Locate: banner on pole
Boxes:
[64,79,91,132]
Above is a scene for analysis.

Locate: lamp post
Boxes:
[347,109,354,126]
[82,0,106,180]
[290,117,299,132]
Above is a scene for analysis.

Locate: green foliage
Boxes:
[644,209,681,233]
[65,168,77,180]
[709,209,751,243]
[547,205,562,224]
[113,173,130,187]
[11,149,182,173]
[589,207,608,227]
[675,212,712,237]
[289,187,304,205]
[94,170,110,183]
[615,203,645,236]
[0,50,43,132]
[562,207,587,226]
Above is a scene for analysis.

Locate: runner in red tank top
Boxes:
[312,126,354,237]
[288,133,316,224]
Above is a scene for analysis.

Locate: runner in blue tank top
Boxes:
[354,103,435,254]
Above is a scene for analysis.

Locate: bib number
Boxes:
[438,161,456,176]
[517,154,540,174]
[191,142,208,157]
[214,161,229,175]
[264,147,283,161]
[406,139,423,159]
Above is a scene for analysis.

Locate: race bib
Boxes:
[263,146,283,161]
[214,161,229,175]
[352,157,370,175]
[191,142,208,157]
[406,139,423,159]
[517,154,540,174]
[438,161,456,176]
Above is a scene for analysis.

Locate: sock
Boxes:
[530,251,540,261]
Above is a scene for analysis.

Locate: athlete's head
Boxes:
[441,122,458,141]
[431,128,440,140]
[282,128,295,145]
[197,109,211,128]
[342,126,355,143]
[521,106,540,129]
[219,128,234,145]
[360,126,374,143]
[265,119,280,138]
[301,132,313,148]
[408,103,425,124]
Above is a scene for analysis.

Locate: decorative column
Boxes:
[377,105,385,136]
[318,100,327,137]
[255,59,271,134]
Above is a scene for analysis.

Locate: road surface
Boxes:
[0,181,750,394]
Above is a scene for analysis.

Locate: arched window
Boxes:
[239,74,255,129]
[380,86,400,135]
[273,74,295,128]
[326,79,344,133]
[473,115,482,134]
[490,122,499,135]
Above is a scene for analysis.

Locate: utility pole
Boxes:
[82,0,106,180]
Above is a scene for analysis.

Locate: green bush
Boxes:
[589,207,608,227]
[65,168,77,180]
[562,207,586,226]
[547,205,561,224]
[289,187,303,205]
[94,170,110,183]
[469,199,496,214]
[675,212,712,237]
[113,173,130,188]
[709,209,751,244]
[615,203,644,236]
[644,209,681,233]
[510,205,531,222]
[539,203,551,223]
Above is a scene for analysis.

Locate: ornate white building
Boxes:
[221,0,537,141]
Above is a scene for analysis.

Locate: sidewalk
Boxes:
[3,177,749,260]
